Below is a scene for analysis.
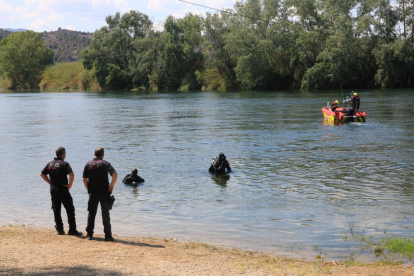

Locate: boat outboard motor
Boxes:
[346,104,355,116]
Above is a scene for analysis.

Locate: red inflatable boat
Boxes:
[322,107,367,123]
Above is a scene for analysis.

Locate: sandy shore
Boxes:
[1,226,413,275]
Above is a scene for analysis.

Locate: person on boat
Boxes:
[209,153,231,174]
[346,101,355,116]
[122,169,145,184]
[352,92,360,111]
[330,100,339,111]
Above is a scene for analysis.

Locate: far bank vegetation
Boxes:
[39,62,99,91]
[2,0,414,91]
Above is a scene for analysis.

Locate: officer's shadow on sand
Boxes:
[72,235,165,248]
[211,173,231,188]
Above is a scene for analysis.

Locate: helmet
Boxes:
[132,169,138,175]
[353,92,358,96]
[219,153,226,160]
[350,92,354,95]
[335,100,339,104]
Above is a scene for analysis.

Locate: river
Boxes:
[0,89,413,262]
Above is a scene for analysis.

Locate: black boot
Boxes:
[68,229,83,236]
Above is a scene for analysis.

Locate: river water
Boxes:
[0,89,413,261]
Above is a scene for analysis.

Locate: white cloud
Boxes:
[80,17,92,22]
[113,0,130,12]
[46,14,63,22]
[206,0,234,9]
[25,0,57,12]
[92,0,131,13]
[147,0,171,11]
[192,10,205,16]
[172,13,184,18]
[0,0,27,20]
[30,18,52,29]
[22,10,42,19]
[66,24,76,30]
[0,0,15,13]
[6,14,18,21]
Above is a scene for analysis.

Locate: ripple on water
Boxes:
[0,90,414,261]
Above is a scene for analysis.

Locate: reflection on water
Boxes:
[0,89,413,261]
[211,173,231,187]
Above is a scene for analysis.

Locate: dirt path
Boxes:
[0,226,413,275]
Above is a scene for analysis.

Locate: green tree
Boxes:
[82,10,152,90]
[226,0,294,89]
[200,11,238,90]
[373,39,414,87]
[148,14,204,90]
[0,31,54,89]
[374,0,399,43]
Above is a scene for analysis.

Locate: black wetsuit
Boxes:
[122,174,145,184]
[346,103,355,116]
[353,96,360,110]
[330,102,338,111]
[209,157,232,174]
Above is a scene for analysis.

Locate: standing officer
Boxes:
[40,147,82,236]
[83,147,118,241]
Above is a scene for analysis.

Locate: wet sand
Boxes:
[0,226,413,275]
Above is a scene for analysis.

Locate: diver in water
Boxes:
[209,153,231,174]
[330,100,339,111]
[122,169,145,184]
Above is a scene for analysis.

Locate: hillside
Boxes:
[0,28,12,40]
[0,28,93,62]
[41,29,93,62]
[4,28,27,32]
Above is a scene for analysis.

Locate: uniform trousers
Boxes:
[86,192,112,237]
[50,186,76,231]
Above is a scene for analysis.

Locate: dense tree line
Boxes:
[0,31,54,89]
[82,0,414,91]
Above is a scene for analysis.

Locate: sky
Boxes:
[0,0,237,32]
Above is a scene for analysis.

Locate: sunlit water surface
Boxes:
[0,89,413,261]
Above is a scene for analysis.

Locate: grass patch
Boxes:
[39,62,100,91]
[342,225,414,261]
[383,236,414,259]
[183,242,219,250]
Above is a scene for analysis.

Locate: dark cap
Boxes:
[132,169,138,174]
[219,153,226,159]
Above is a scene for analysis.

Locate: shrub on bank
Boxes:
[0,74,12,89]
[39,62,100,91]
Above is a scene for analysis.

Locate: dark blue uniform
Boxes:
[83,158,116,238]
[41,158,77,233]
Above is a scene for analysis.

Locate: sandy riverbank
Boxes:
[0,226,413,275]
